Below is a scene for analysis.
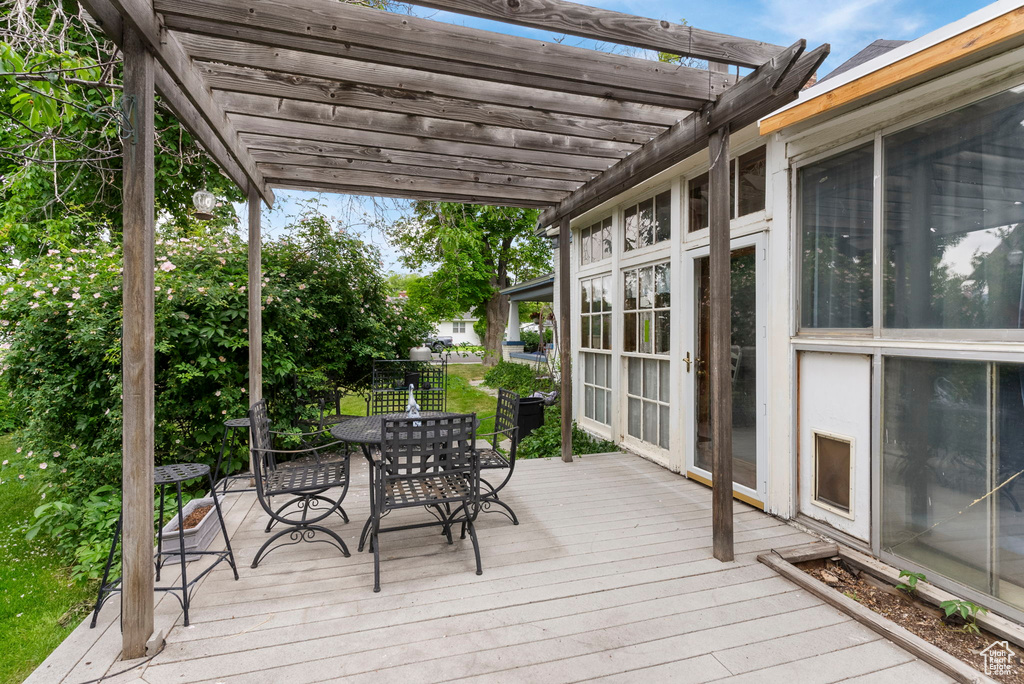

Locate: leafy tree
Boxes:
[384,203,551,365]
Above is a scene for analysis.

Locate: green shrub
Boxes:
[482,360,553,397]
[0,203,433,577]
[519,329,552,353]
[517,404,618,460]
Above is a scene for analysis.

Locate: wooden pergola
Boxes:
[78,0,826,659]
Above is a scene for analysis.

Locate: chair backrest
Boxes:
[380,414,477,480]
[247,400,275,481]
[493,389,521,453]
[370,359,447,414]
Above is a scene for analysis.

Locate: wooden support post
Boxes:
[558,215,572,463]
[247,184,263,404]
[121,26,155,659]
[708,127,734,562]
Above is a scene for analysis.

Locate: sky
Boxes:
[242,0,991,272]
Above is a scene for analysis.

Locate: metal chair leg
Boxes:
[155,484,166,581]
[467,519,483,576]
[90,514,121,628]
[208,473,239,580]
[174,483,191,626]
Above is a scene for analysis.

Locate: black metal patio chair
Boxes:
[476,388,521,525]
[370,413,481,592]
[247,399,352,568]
[369,359,447,415]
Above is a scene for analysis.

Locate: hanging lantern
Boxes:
[192,188,216,221]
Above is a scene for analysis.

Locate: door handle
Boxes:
[684,352,692,373]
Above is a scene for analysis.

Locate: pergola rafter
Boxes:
[77,0,826,660]
[153,0,736,109]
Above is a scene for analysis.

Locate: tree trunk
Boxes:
[481,292,510,366]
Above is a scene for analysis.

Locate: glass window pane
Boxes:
[800,144,874,329]
[602,218,612,259]
[689,172,709,232]
[638,198,654,248]
[580,227,589,265]
[624,206,638,252]
[628,397,642,438]
[882,357,991,597]
[738,147,767,216]
[643,358,659,400]
[655,263,671,308]
[643,400,658,444]
[639,311,653,354]
[623,312,637,352]
[627,357,641,396]
[655,191,672,243]
[639,267,653,309]
[591,313,602,349]
[659,404,670,449]
[585,385,595,420]
[655,311,671,355]
[624,270,637,311]
[596,352,608,387]
[602,275,612,313]
[581,280,591,314]
[595,387,607,425]
[580,316,591,349]
[602,313,612,350]
[884,88,1024,330]
[659,360,670,403]
[584,351,595,382]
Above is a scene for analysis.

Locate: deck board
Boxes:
[29,452,952,683]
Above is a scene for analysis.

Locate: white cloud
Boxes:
[759,0,925,69]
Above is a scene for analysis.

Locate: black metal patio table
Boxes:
[330,412,473,552]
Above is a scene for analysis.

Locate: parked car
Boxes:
[424,335,453,353]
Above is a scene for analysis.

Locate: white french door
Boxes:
[683,233,768,506]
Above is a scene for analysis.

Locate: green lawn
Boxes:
[0,436,93,684]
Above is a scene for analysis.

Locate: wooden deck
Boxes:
[28,453,952,683]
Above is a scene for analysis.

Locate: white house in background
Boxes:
[435,312,480,345]
[552,1,1024,625]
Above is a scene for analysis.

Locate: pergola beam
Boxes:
[537,41,828,228]
[178,35,686,126]
[263,167,566,204]
[154,0,734,108]
[270,182,554,209]
[244,138,597,183]
[231,116,619,172]
[257,159,580,193]
[199,62,668,143]
[84,0,275,206]
[409,0,785,68]
[214,92,640,158]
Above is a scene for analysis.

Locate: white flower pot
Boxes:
[159,495,223,562]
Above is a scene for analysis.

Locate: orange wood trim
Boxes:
[759,7,1024,135]
[686,470,765,510]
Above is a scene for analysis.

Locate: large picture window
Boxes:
[881,356,1024,611]
[799,144,874,329]
[622,262,670,355]
[624,191,671,252]
[580,274,611,350]
[582,352,611,426]
[884,88,1024,330]
[580,217,612,265]
[626,357,670,449]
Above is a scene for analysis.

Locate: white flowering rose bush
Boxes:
[0,207,431,578]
